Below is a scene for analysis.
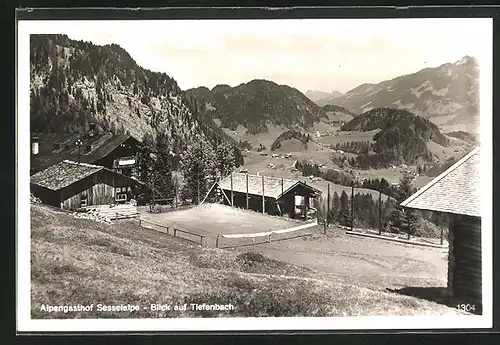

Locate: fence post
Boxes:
[216,234,220,248]
[174,228,177,237]
[139,218,141,227]
[268,233,272,243]
[200,235,204,246]
[440,227,443,246]
[116,212,118,220]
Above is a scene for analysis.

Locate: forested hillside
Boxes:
[185,80,327,134]
[341,108,449,168]
[30,34,243,164]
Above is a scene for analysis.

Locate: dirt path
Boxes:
[230,226,449,292]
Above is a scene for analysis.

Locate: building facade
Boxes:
[30,160,143,210]
[401,148,482,313]
[217,173,322,220]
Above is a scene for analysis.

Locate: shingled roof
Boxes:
[219,173,322,199]
[400,147,481,217]
[31,133,140,173]
[30,160,104,191]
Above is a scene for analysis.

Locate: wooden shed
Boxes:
[401,147,482,313]
[30,160,144,210]
[217,173,322,219]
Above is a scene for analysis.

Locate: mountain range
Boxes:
[318,56,479,132]
[185,80,327,134]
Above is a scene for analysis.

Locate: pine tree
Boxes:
[136,141,154,205]
[215,141,236,179]
[152,132,174,201]
[329,191,340,224]
[339,191,350,226]
[180,140,217,204]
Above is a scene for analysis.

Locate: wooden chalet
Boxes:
[30,126,140,176]
[217,173,322,219]
[401,147,482,312]
[30,160,144,210]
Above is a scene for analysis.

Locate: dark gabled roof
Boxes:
[30,159,145,191]
[219,173,322,199]
[31,133,140,173]
[401,147,480,217]
[30,160,104,191]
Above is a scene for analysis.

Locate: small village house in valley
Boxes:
[401,147,482,312]
[30,160,144,210]
[217,173,322,219]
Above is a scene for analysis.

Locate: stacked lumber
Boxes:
[83,203,139,220]
[72,209,113,224]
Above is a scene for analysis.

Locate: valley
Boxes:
[209,109,474,198]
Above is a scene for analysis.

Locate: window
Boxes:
[115,193,127,202]
[116,187,121,193]
[127,186,132,192]
[80,193,88,207]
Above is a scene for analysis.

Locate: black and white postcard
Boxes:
[16,14,493,332]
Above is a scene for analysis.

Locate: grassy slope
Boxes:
[31,203,461,319]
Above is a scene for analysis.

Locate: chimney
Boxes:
[31,136,39,156]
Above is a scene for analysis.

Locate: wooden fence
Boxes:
[138,219,205,246]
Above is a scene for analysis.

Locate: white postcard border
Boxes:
[16,18,493,332]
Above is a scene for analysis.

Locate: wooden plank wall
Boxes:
[60,169,138,210]
[449,214,482,310]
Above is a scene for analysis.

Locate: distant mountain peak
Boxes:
[323,56,479,132]
[306,89,344,103]
[455,55,476,66]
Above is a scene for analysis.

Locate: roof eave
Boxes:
[400,147,480,208]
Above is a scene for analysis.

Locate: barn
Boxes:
[217,173,322,219]
[30,160,144,210]
[30,128,140,176]
[400,147,482,312]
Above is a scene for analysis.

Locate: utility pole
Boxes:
[246,173,249,210]
[378,188,382,235]
[350,182,354,232]
[281,178,284,216]
[197,178,200,205]
[325,183,330,234]
[175,175,178,208]
[76,138,82,164]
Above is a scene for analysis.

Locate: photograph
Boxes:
[16,15,492,332]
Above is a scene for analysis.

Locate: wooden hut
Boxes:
[30,160,144,210]
[217,173,322,219]
[401,147,482,312]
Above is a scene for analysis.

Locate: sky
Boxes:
[31,18,491,93]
